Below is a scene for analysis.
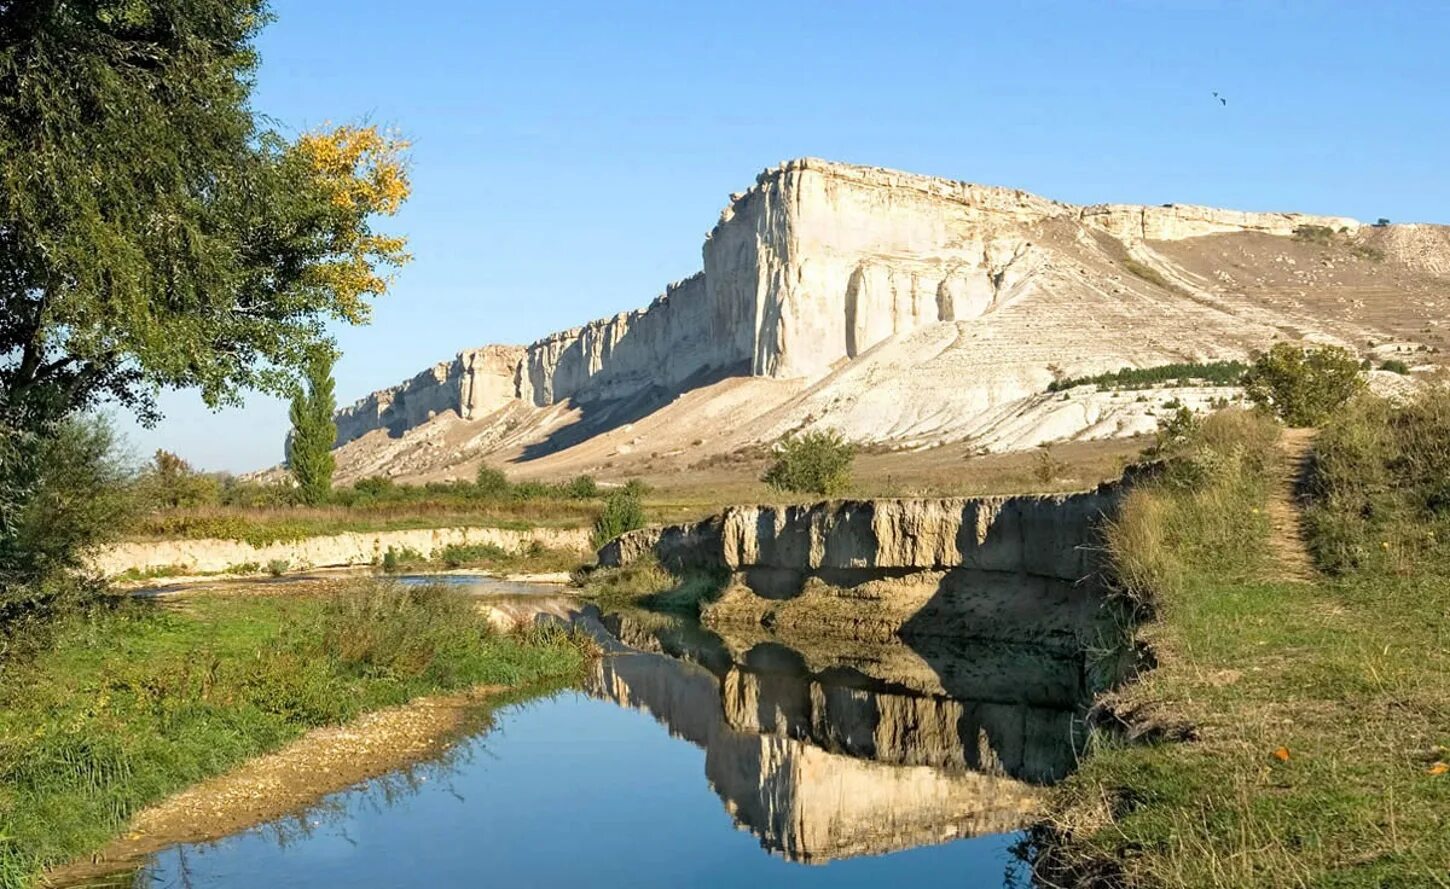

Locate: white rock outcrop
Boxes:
[322,158,1446,470]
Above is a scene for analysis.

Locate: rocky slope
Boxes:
[324,159,1450,482]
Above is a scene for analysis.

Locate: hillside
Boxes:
[323,159,1450,484]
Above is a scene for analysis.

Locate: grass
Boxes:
[1049,360,1249,393]
[573,556,727,616]
[1033,401,1450,888]
[125,500,597,546]
[0,581,592,888]
[1122,258,1174,290]
[379,541,583,575]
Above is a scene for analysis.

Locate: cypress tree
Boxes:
[287,353,338,504]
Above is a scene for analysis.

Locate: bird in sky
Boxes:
[1212,91,1228,106]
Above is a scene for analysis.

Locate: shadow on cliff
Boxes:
[516,361,747,462]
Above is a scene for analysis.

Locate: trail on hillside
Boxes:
[1268,427,1316,581]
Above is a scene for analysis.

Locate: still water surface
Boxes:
[124,606,1083,887]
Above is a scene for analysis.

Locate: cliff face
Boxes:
[325,158,1447,466]
[599,487,1125,652]
[334,344,523,445]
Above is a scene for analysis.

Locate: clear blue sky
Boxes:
[115,0,1450,472]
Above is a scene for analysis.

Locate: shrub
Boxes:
[1,417,134,622]
[563,475,598,500]
[438,543,509,568]
[474,465,510,498]
[762,430,855,497]
[1242,343,1364,426]
[593,489,646,549]
[134,450,221,509]
[1379,358,1411,375]
[1033,446,1064,485]
[266,559,290,577]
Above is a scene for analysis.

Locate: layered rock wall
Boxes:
[334,158,1369,445]
[334,345,523,445]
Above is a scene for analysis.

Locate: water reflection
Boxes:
[95,606,1082,887]
[585,611,1085,862]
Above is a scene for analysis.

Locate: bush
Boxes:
[474,465,510,498]
[593,489,645,549]
[762,430,855,497]
[438,543,508,568]
[1242,343,1363,426]
[1304,391,1450,574]
[1379,359,1411,375]
[266,559,290,577]
[1,418,134,622]
[563,475,598,500]
[134,450,220,509]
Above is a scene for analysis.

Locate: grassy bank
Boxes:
[573,558,728,616]
[0,581,591,888]
[1034,402,1450,887]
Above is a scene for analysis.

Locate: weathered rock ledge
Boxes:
[599,486,1125,647]
[93,525,591,578]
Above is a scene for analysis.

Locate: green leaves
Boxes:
[286,351,336,505]
[1242,344,1364,427]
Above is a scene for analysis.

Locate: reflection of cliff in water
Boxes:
[581,612,1088,863]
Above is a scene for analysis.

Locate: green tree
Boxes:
[136,450,220,509]
[1242,344,1364,426]
[1,3,408,603]
[287,352,337,504]
[762,430,856,497]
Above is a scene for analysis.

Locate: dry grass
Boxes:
[1037,403,1450,888]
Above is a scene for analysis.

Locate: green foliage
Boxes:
[133,450,221,509]
[0,3,410,433]
[593,489,646,549]
[0,584,589,884]
[762,430,855,497]
[438,543,508,568]
[265,559,289,577]
[287,352,338,505]
[1242,343,1364,426]
[1048,360,1248,392]
[574,556,727,617]
[474,465,510,498]
[1304,391,1450,574]
[563,475,598,500]
[1292,224,1339,245]
[1378,358,1411,375]
[0,418,133,621]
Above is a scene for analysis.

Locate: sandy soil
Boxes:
[43,686,509,887]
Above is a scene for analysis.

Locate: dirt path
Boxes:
[43,686,507,887]
[1267,427,1317,582]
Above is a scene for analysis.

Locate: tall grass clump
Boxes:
[1304,390,1450,574]
[1105,407,1280,602]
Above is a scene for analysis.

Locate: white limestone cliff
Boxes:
[326,158,1444,463]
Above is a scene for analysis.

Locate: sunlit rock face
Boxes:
[334,345,523,445]
[332,157,1394,456]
